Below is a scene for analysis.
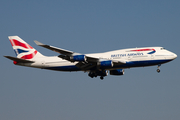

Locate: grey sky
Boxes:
[1,0,180,120]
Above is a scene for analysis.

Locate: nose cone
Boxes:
[173,53,177,59]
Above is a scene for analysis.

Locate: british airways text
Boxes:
[111,53,144,58]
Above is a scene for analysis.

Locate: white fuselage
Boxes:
[18,47,177,71]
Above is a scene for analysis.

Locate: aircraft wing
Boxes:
[34,40,99,62]
[34,40,74,55]
[34,41,126,70]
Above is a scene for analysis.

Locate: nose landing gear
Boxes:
[157,64,161,73]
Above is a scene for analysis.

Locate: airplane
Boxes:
[4,36,177,80]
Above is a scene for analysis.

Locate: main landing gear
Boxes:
[157,64,161,73]
[88,70,107,80]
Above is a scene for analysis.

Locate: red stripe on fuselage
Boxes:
[131,48,155,52]
[11,39,33,49]
[21,50,37,59]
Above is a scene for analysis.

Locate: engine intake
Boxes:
[110,69,124,75]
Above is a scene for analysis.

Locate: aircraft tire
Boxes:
[157,69,160,73]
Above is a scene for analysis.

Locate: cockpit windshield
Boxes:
[161,47,166,50]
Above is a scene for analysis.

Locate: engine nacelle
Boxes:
[70,55,86,62]
[110,69,124,75]
[98,60,113,67]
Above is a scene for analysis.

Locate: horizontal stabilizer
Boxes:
[4,56,34,63]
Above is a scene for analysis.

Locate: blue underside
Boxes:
[44,59,172,71]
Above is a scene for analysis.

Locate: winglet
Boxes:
[34,40,44,46]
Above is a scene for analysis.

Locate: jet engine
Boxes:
[110,69,124,75]
[70,55,87,62]
[98,60,113,67]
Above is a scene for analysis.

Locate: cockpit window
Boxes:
[161,48,166,50]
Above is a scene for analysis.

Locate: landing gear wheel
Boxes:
[157,69,160,73]
[157,64,161,73]
[100,76,104,80]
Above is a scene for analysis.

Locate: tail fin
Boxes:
[8,36,45,60]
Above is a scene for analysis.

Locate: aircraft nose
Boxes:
[173,53,177,59]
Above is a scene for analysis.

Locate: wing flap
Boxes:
[111,60,126,65]
[86,55,126,65]
[75,62,97,71]
[86,56,99,63]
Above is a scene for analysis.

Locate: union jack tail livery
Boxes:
[8,36,44,60]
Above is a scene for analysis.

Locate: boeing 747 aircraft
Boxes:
[4,36,177,80]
